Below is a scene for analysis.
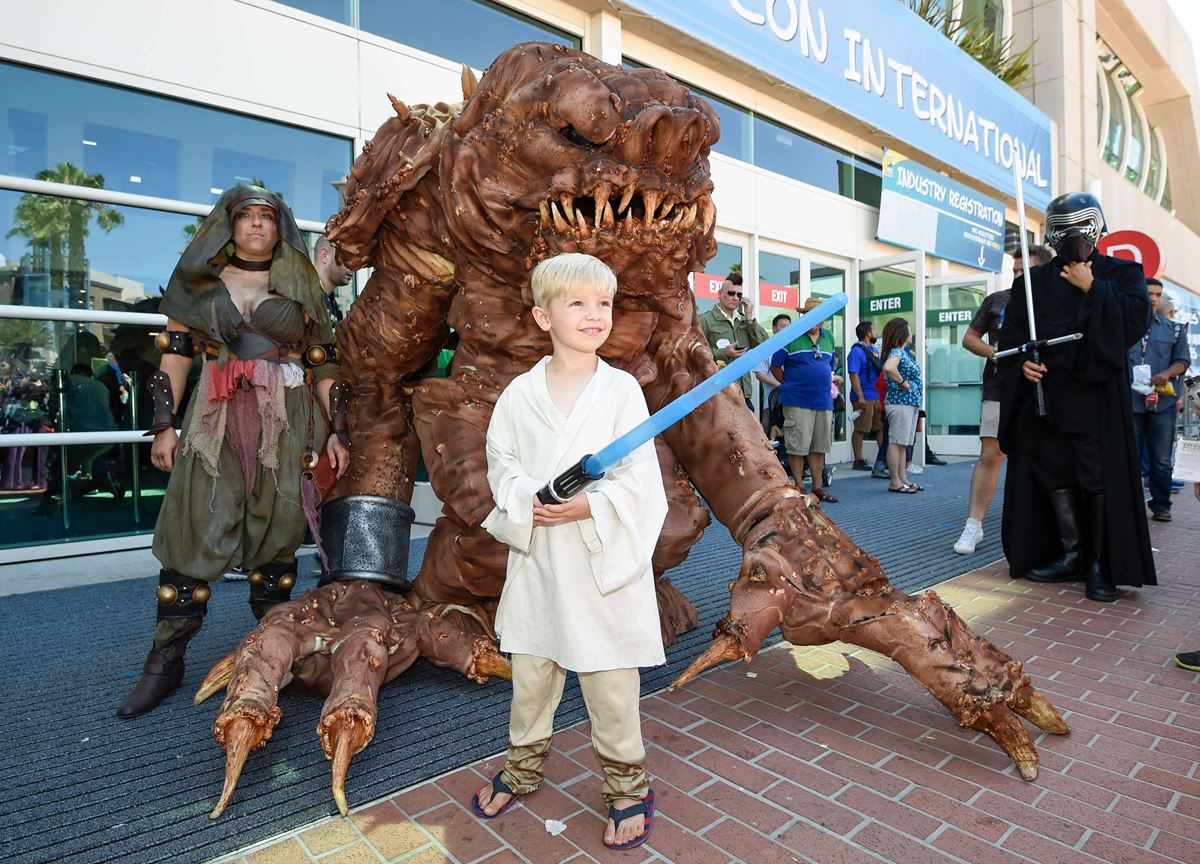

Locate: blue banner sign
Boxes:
[617,0,1052,209]
[877,150,1005,272]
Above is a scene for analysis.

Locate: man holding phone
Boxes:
[698,273,768,409]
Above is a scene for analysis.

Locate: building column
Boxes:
[586,10,621,65]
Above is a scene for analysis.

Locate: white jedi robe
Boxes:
[482,357,668,672]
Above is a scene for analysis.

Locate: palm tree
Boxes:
[907,0,1034,90]
[7,163,125,308]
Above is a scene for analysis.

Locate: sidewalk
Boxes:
[214,491,1200,864]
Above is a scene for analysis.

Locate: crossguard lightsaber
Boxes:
[536,291,850,504]
[1011,154,1049,417]
[993,332,1083,360]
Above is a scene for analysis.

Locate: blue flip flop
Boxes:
[603,788,656,851]
[470,772,521,819]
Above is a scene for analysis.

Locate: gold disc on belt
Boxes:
[306,345,327,366]
[193,584,212,603]
[154,331,171,351]
[278,573,296,591]
[248,569,263,586]
[156,584,178,605]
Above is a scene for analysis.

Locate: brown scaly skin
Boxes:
[203,41,1064,818]
[199,581,510,818]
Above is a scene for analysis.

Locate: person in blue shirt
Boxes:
[1128,277,1191,522]
[770,297,841,503]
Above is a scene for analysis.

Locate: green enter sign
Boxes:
[860,293,913,316]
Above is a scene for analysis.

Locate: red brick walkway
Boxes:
[217,491,1200,864]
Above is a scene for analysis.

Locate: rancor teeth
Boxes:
[617,185,635,215]
[699,197,715,232]
[668,207,685,231]
[559,193,574,222]
[575,209,591,238]
[600,200,615,229]
[592,184,611,229]
[551,201,570,233]
[642,190,660,227]
[538,200,551,229]
[622,209,635,234]
[681,203,698,229]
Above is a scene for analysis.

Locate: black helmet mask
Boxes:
[1044,192,1106,264]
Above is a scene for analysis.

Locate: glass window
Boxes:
[1102,70,1126,170]
[959,0,1005,53]
[0,318,177,548]
[275,0,354,25]
[0,191,343,313]
[924,280,987,436]
[1125,99,1147,185]
[1161,170,1172,212]
[360,0,579,70]
[754,116,852,196]
[0,61,352,223]
[694,241,743,315]
[758,251,802,335]
[1144,128,1162,198]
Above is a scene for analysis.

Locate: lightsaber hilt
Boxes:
[536,454,603,504]
[1032,346,1046,418]
[993,332,1083,359]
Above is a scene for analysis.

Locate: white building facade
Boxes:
[1,0,1197,559]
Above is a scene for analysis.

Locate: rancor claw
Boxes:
[1012,689,1070,735]
[319,708,375,817]
[669,631,745,691]
[195,652,237,705]
[470,645,512,682]
[969,701,1040,781]
[210,711,277,819]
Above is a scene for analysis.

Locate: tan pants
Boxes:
[500,653,648,808]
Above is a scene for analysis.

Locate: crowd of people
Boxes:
[698,191,1193,615]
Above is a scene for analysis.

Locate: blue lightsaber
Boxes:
[536,291,849,503]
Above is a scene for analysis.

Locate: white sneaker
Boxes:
[908,464,924,475]
[223,566,248,581]
[953,522,984,555]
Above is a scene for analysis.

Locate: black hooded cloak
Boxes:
[997,250,1155,588]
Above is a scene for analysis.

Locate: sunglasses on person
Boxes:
[724,290,743,298]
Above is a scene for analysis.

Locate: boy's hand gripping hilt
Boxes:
[536,454,602,504]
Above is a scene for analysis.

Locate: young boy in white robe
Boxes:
[471,253,668,851]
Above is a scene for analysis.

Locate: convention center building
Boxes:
[2,0,1198,559]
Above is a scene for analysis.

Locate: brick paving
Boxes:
[214,490,1200,864]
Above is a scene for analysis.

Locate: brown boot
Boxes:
[117,570,209,718]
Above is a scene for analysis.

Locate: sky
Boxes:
[1164,0,1200,86]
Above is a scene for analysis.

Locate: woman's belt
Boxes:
[196,336,300,364]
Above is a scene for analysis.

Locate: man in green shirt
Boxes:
[698,274,768,408]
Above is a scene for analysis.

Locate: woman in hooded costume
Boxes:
[117,185,351,718]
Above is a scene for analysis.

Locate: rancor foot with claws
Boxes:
[196,581,510,818]
[669,488,1069,780]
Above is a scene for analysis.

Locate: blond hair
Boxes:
[530,253,617,308]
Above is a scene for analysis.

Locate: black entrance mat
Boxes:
[0,461,1000,863]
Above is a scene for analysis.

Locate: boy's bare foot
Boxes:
[474,781,515,816]
[604,797,646,846]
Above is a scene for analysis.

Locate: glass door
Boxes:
[858,251,925,462]
[925,274,996,455]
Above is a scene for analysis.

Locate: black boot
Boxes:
[1082,493,1118,603]
[1026,488,1082,582]
[117,570,209,718]
[247,560,297,620]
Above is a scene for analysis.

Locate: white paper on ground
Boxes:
[545,819,567,836]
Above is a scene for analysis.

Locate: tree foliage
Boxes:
[906,0,1035,90]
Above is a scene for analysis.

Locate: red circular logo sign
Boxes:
[1097,230,1163,277]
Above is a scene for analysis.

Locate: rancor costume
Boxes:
[195,44,1068,819]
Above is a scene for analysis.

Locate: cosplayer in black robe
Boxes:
[997,192,1154,602]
